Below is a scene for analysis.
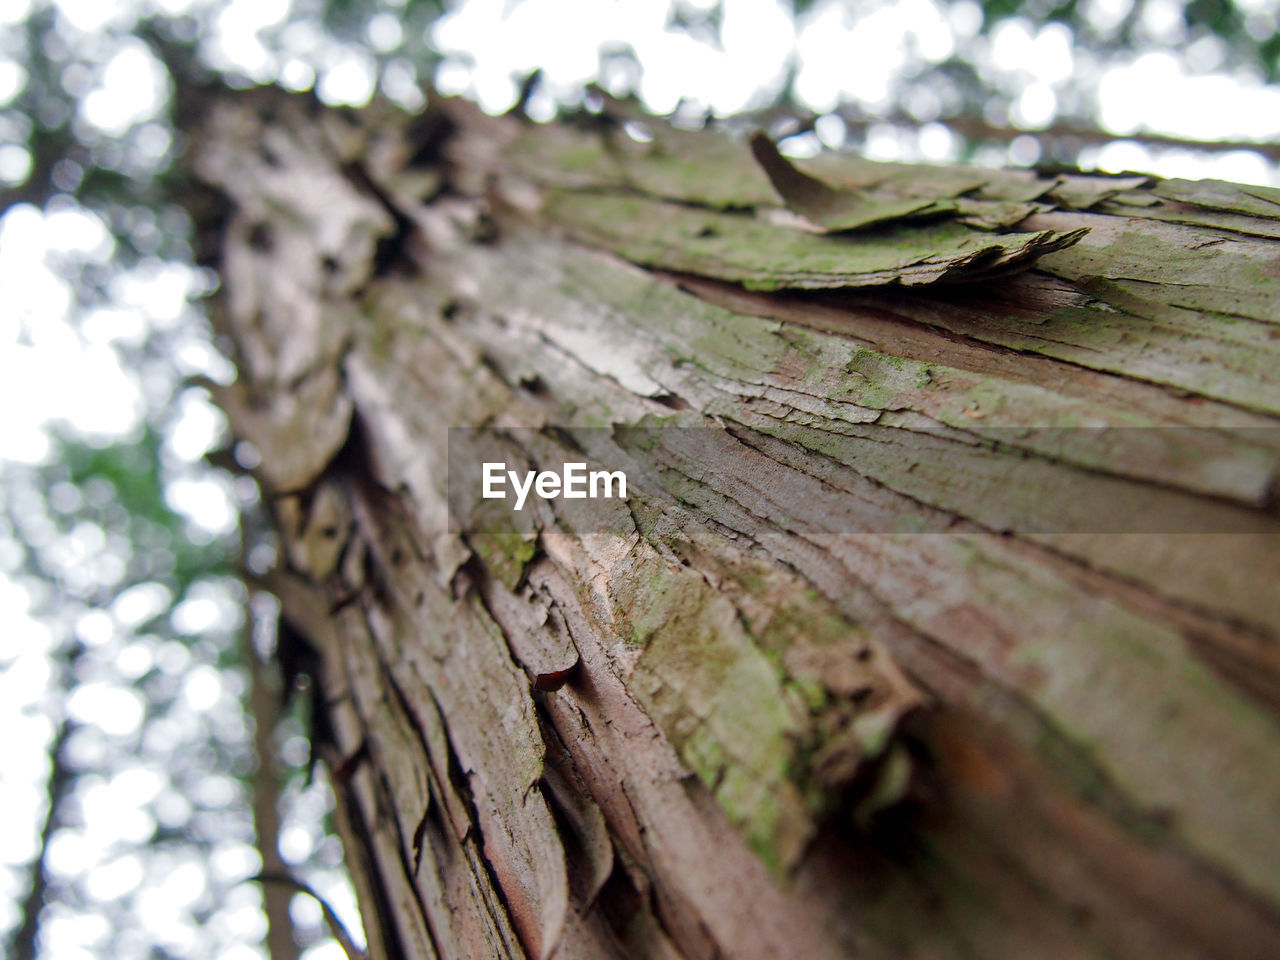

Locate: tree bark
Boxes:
[183,86,1280,960]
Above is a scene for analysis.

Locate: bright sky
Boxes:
[423,0,1280,183]
[2,0,1280,957]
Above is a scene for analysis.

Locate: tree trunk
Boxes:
[182,85,1280,960]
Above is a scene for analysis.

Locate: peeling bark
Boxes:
[184,86,1280,960]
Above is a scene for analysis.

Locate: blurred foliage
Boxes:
[321,0,442,40]
[2,416,348,954]
[56,428,233,596]
[1,426,251,956]
[3,0,1280,226]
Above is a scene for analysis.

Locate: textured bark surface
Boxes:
[184,86,1280,960]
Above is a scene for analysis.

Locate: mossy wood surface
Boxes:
[186,88,1280,960]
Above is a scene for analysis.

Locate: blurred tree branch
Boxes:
[255,872,366,960]
[9,715,74,960]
